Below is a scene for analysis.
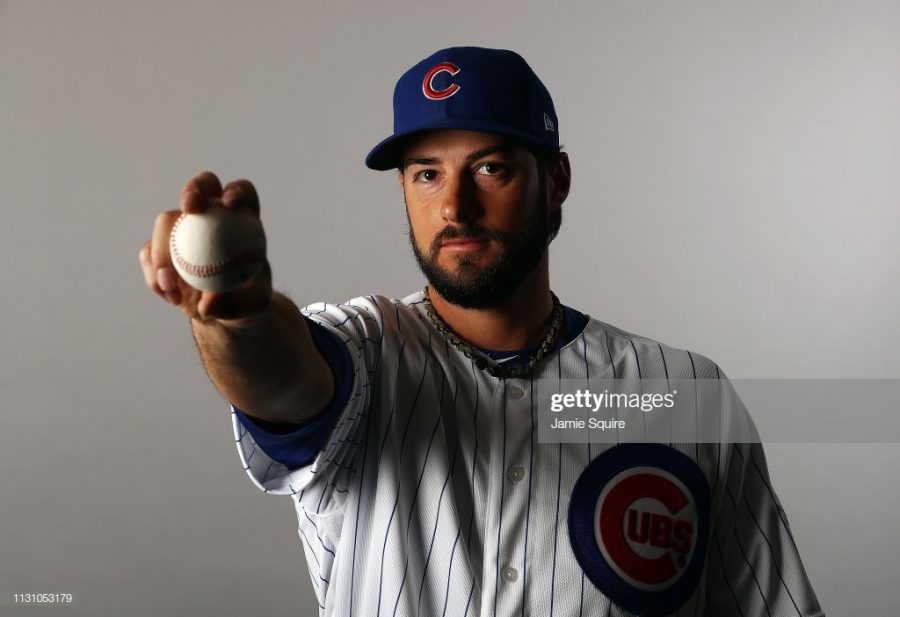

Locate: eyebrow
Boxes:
[402,143,514,170]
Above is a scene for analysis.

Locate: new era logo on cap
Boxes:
[544,112,555,132]
[365,46,560,170]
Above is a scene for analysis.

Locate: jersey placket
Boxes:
[478,378,533,617]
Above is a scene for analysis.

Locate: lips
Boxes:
[441,238,489,251]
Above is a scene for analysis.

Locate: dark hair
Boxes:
[523,143,565,243]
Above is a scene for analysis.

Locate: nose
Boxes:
[440,173,480,224]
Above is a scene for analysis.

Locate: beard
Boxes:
[407,191,552,309]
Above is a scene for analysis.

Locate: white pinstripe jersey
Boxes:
[232,292,823,617]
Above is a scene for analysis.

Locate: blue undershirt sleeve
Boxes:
[233,316,354,470]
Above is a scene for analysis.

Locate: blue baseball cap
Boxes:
[365,46,560,170]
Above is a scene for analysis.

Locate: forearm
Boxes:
[190,292,334,424]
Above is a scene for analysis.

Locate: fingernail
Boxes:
[223,186,243,206]
[157,267,177,292]
[184,189,202,210]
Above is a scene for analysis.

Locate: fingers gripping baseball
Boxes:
[222,179,261,216]
[140,172,271,321]
[181,171,223,213]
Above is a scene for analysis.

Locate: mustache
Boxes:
[430,226,501,252]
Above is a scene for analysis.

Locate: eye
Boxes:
[413,169,438,183]
[475,162,506,176]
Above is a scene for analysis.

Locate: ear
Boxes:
[547,152,571,210]
[397,170,405,187]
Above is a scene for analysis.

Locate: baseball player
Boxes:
[140,47,823,616]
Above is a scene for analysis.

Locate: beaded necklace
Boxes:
[421,287,563,379]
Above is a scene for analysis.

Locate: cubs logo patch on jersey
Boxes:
[568,444,711,616]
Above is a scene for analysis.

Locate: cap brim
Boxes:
[365,119,552,171]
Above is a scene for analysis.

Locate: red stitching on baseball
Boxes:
[170,205,263,281]
[171,247,264,278]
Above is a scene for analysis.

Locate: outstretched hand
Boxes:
[138,171,272,322]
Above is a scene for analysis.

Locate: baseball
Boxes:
[169,203,267,293]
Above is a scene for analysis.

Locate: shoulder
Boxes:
[298,292,437,368]
[299,291,426,329]
[568,313,723,379]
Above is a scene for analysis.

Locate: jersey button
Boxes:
[501,565,519,583]
[508,386,525,400]
[507,465,526,482]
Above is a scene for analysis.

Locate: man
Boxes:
[140,47,822,616]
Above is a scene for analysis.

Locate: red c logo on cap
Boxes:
[422,62,461,100]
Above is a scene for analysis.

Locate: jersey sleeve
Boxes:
[230,297,384,507]
[232,317,355,469]
[704,441,823,616]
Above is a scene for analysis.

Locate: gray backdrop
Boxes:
[1,0,898,615]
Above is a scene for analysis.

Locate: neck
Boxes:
[426,259,554,351]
